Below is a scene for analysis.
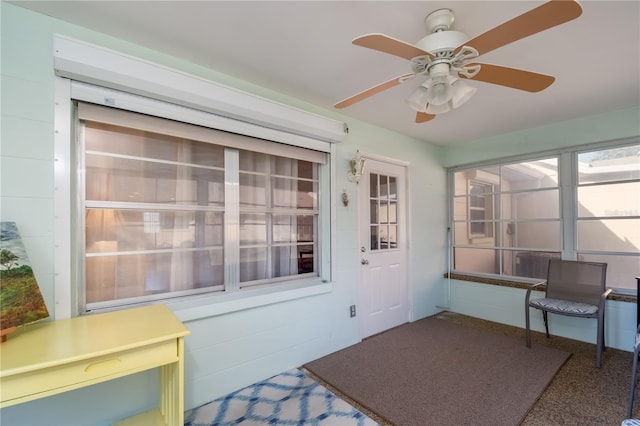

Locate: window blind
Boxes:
[78,102,326,164]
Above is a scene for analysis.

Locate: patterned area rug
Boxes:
[184,368,379,426]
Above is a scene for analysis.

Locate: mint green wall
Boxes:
[441,106,640,167]
[0,3,446,424]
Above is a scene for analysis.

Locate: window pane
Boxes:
[86,155,224,206]
[380,200,389,223]
[271,247,293,275]
[389,176,397,200]
[272,177,315,209]
[86,249,223,303]
[454,248,499,274]
[454,167,499,196]
[469,221,494,238]
[389,202,397,224]
[452,158,560,279]
[578,145,640,184]
[389,225,397,249]
[577,219,640,251]
[502,221,561,250]
[240,247,267,282]
[380,175,390,200]
[240,214,267,245]
[85,122,225,168]
[86,210,223,251]
[272,157,314,180]
[370,173,378,198]
[273,215,314,243]
[452,196,468,220]
[239,173,266,208]
[380,225,390,249]
[370,226,379,250]
[370,200,378,223]
[271,246,296,276]
[296,215,314,243]
[578,253,639,291]
[295,245,315,274]
[512,251,560,279]
[239,151,268,173]
[578,182,639,217]
[501,158,558,190]
[501,189,559,219]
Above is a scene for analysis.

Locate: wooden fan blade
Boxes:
[416,112,436,123]
[461,63,555,92]
[334,73,415,109]
[353,33,432,60]
[459,0,582,57]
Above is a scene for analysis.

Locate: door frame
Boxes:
[356,151,413,339]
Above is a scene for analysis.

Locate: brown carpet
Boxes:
[304,314,571,426]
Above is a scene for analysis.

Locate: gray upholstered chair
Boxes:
[628,324,640,418]
[525,259,610,368]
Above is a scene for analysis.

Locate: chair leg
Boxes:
[543,311,550,338]
[602,309,607,352]
[525,305,532,348]
[629,347,639,418]
[596,311,605,369]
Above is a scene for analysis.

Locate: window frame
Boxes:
[448,139,639,293]
[54,79,338,319]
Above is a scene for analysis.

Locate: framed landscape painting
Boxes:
[0,222,49,341]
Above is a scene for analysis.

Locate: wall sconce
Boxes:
[348,150,366,184]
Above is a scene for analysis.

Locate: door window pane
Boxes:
[369,173,400,252]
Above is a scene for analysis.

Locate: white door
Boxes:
[358,156,409,338]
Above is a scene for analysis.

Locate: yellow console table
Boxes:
[0,304,190,425]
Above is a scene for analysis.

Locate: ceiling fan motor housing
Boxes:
[415,30,469,57]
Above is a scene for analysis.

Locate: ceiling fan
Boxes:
[334,0,583,124]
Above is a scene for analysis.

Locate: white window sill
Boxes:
[167,278,333,323]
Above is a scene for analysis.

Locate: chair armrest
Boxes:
[525,281,546,305]
[598,288,613,310]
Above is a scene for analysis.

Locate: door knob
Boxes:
[361,259,369,265]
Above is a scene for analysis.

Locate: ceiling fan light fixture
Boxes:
[425,102,450,115]
[426,75,454,106]
[451,79,477,109]
[405,85,429,112]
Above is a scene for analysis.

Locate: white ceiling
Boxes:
[11,1,640,146]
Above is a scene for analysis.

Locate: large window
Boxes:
[78,103,325,312]
[575,145,640,289]
[450,142,639,292]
